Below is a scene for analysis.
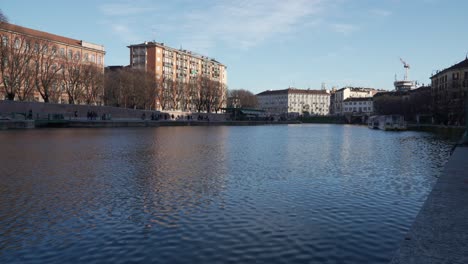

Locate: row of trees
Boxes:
[0,34,103,104]
[104,67,227,112]
[227,89,258,108]
[373,87,432,122]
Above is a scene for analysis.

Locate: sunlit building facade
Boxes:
[0,22,106,103]
[257,88,330,116]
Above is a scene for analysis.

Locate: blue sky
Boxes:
[2,0,468,93]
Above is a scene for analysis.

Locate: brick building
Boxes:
[127,42,227,111]
[430,57,468,125]
[0,22,105,104]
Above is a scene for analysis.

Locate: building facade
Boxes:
[342,97,373,115]
[430,57,468,125]
[332,87,379,115]
[257,88,330,116]
[0,22,105,104]
[127,41,227,111]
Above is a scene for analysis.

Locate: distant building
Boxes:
[373,86,432,122]
[127,41,227,111]
[128,41,227,84]
[430,57,468,125]
[0,22,106,104]
[332,87,380,115]
[256,88,330,116]
[342,97,373,115]
[394,58,417,92]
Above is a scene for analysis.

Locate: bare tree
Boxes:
[0,9,7,24]
[186,77,199,112]
[157,78,173,110]
[193,76,206,112]
[61,52,84,104]
[17,70,36,101]
[104,68,124,107]
[214,83,227,113]
[0,35,35,100]
[32,40,61,103]
[228,89,258,108]
[82,63,104,105]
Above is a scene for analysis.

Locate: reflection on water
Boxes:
[0,125,453,263]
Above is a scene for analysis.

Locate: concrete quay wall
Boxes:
[0,120,34,130]
[0,100,229,123]
[390,146,468,264]
[35,120,299,128]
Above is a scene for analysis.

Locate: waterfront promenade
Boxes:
[390,146,468,263]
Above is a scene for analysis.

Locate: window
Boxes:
[91,54,95,63]
[1,35,8,46]
[84,53,89,62]
[59,48,65,56]
[75,51,81,60]
[14,38,20,49]
[68,50,73,59]
[464,72,468,80]
[453,72,459,80]
[51,46,57,55]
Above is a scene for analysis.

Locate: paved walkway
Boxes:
[390,146,468,263]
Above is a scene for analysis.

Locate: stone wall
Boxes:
[0,100,228,121]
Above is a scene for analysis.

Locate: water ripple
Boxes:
[0,125,453,263]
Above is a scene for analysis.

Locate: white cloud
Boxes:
[370,8,392,17]
[331,23,359,35]
[110,23,142,43]
[99,0,362,52]
[162,0,327,51]
[99,3,156,16]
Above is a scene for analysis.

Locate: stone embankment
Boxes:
[0,100,299,129]
[390,144,468,263]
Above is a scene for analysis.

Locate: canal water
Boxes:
[0,125,453,263]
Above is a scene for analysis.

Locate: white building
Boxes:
[342,97,374,115]
[332,87,379,115]
[257,88,330,116]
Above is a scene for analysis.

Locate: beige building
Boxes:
[332,87,379,115]
[343,97,374,115]
[0,22,105,104]
[128,41,227,85]
[127,41,227,111]
[257,88,330,116]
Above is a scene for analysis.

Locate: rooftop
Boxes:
[257,88,330,96]
[128,41,225,67]
[343,97,373,102]
[336,87,377,92]
[0,22,105,52]
[431,57,468,78]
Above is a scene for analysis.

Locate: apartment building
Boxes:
[257,88,330,116]
[0,22,105,104]
[342,97,373,115]
[128,41,227,85]
[430,57,468,125]
[127,41,227,111]
[332,87,379,115]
